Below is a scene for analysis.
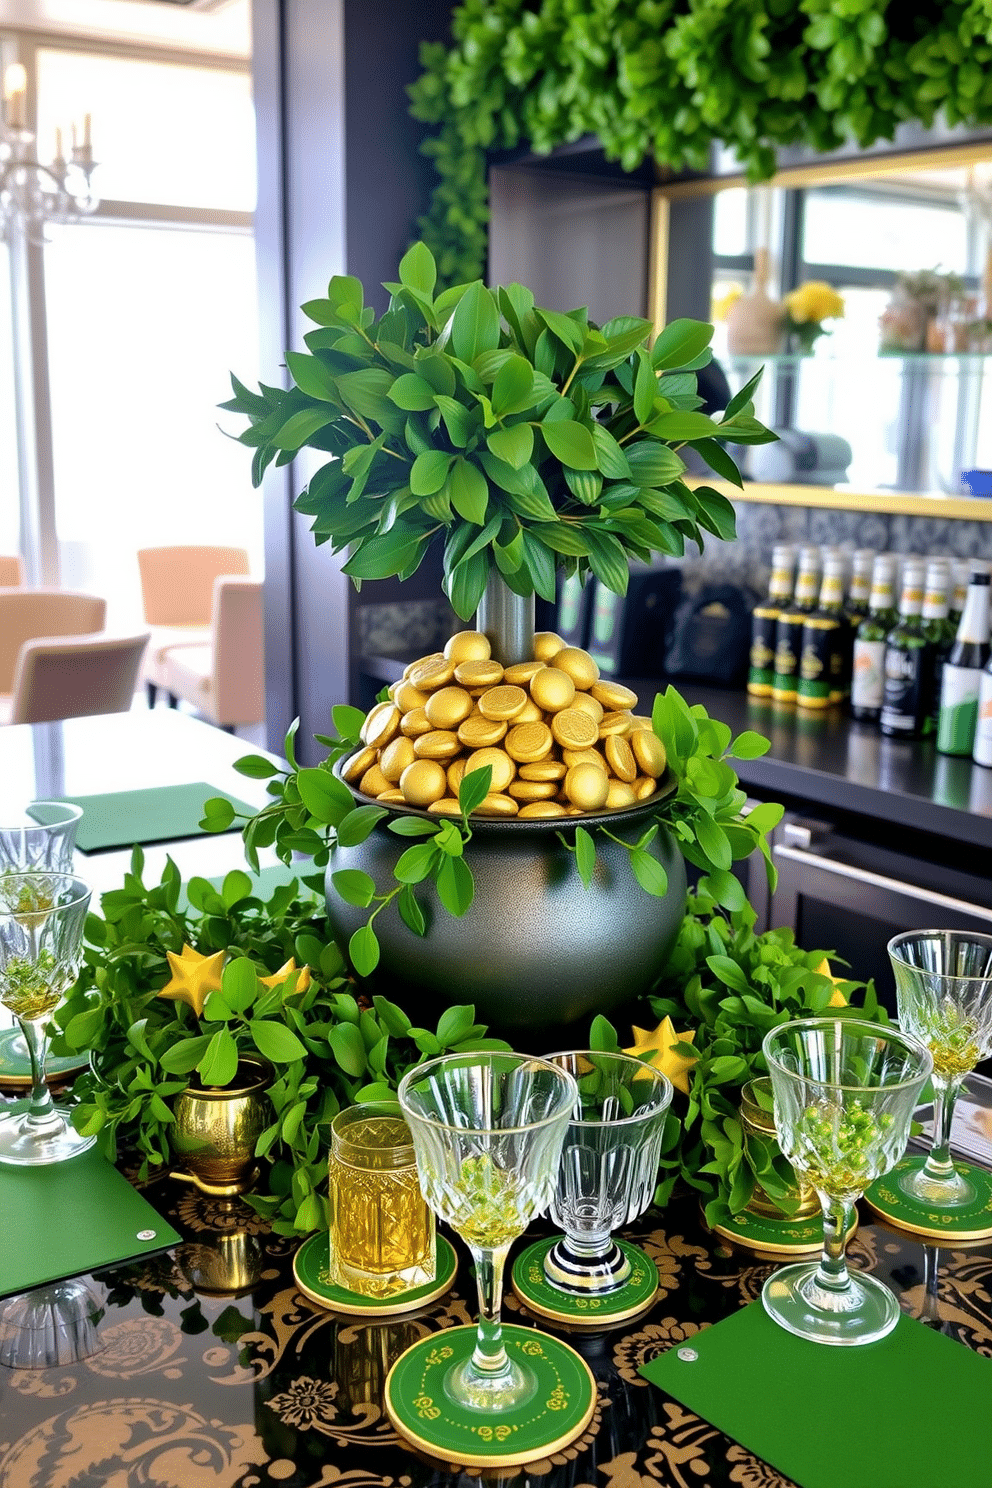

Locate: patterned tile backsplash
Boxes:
[676,498,992,598]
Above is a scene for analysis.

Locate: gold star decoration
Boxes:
[259,958,312,993]
[625,1016,698,1095]
[815,957,849,1008]
[157,944,226,1017]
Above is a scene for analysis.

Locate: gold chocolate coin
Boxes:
[530,666,576,713]
[503,660,545,685]
[403,651,442,679]
[400,759,447,807]
[592,680,639,710]
[474,794,519,817]
[509,780,558,801]
[628,715,654,731]
[408,654,455,691]
[505,721,553,763]
[444,630,491,664]
[519,760,567,781]
[359,763,392,797]
[632,730,667,777]
[515,698,545,723]
[464,747,515,793]
[425,685,474,729]
[342,745,377,783]
[533,631,566,662]
[447,758,466,795]
[518,801,567,819]
[377,788,406,804]
[562,747,604,769]
[413,730,461,761]
[454,658,504,688]
[379,736,416,781]
[605,734,637,783]
[428,798,462,815]
[400,706,432,738]
[551,708,600,750]
[477,685,528,721]
[598,711,633,738]
[394,679,431,713]
[458,714,507,748]
[606,780,637,810]
[634,775,658,800]
[553,646,600,690]
[564,763,609,811]
[361,701,401,749]
[570,691,604,723]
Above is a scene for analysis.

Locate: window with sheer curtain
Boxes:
[30,46,260,627]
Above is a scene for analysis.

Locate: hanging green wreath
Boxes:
[409,0,992,288]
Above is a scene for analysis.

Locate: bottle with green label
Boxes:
[880,561,929,739]
[748,545,795,698]
[936,565,991,756]
[921,559,954,734]
[772,546,820,703]
[850,555,897,723]
[797,556,846,709]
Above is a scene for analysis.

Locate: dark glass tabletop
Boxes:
[1,1177,988,1488]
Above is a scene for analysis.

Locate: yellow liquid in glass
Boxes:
[330,1116,435,1298]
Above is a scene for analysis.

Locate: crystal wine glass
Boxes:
[888,930,992,1207]
[397,1051,576,1410]
[762,1017,932,1346]
[0,872,93,1166]
[542,1049,672,1295]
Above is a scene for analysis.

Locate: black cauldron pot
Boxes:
[324,777,687,1041]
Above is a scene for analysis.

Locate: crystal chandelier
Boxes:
[1,63,99,244]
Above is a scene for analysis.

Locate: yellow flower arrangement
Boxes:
[784,281,845,325]
[711,284,744,322]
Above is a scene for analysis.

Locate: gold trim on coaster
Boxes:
[863,1195,992,1243]
[710,1221,825,1258]
[512,1282,659,1329]
[292,1238,457,1317]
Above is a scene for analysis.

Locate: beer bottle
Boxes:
[797,555,846,710]
[748,546,795,698]
[846,550,874,627]
[850,555,897,723]
[972,651,992,768]
[921,559,953,735]
[880,561,929,739]
[937,565,991,756]
[949,560,970,630]
[772,545,820,703]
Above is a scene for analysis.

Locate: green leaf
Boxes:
[702,869,748,912]
[198,1028,239,1087]
[337,805,389,847]
[459,765,493,816]
[630,850,669,897]
[221,870,253,908]
[436,855,474,916]
[388,817,441,838]
[285,351,340,403]
[331,704,366,740]
[331,869,376,908]
[394,842,440,884]
[388,373,437,411]
[575,826,596,889]
[536,307,585,355]
[398,241,437,296]
[487,423,533,469]
[584,528,629,595]
[159,1034,212,1075]
[336,368,400,426]
[221,956,257,1012]
[724,368,763,419]
[521,530,557,603]
[647,411,722,441]
[591,423,631,479]
[446,548,490,621]
[450,281,500,362]
[729,730,771,760]
[349,924,380,978]
[624,442,685,488]
[234,754,280,779]
[693,484,738,542]
[633,351,659,424]
[692,437,744,488]
[448,457,489,524]
[651,318,714,370]
[397,883,427,935]
[250,1019,307,1063]
[296,767,354,825]
[342,528,425,581]
[694,815,732,872]
[706,954,751,995]
[328,1021,369,1076]
[410,449,454,496]
[491,355,535,417]
[272,407,335,451]
[199,796,235,832]
[541,419,598,471]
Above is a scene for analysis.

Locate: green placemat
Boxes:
[41,784,256,852]
[640,1299,992,1488]
[0,1145,181,1298]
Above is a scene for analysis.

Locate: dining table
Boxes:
[0,706,991,1487]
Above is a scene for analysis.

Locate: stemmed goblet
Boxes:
[397,1051,576,1411]
[528,1050,672,1315]
[886,930,992,1213]
[0,872,94,1166]
[762,1017,932,1346]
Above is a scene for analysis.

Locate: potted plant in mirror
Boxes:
[51,849,509,1234]
[220,242,779,1038]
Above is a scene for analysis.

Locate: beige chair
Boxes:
[163,577,264,730]
[137,545,251,706]
[0,590,107,703]
[0,555,25,586]
[7,632,150,725]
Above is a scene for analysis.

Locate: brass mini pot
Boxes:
[739,1076,820,1221]
[171,1057,273,1196]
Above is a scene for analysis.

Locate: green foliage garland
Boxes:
[410,0,992,286]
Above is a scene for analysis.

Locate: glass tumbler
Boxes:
[328,1102,436,1299]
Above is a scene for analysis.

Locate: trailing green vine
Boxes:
[409,0,992,286]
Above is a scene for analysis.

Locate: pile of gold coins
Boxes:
[341,630,667,819]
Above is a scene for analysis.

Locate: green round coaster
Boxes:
[293,1233,457,1317]
[864,1156,992,1241]
[511,1236,658,1326]
[710,1206,851,1257]
[384,1323,596,1468]
[0,1026,88,1090]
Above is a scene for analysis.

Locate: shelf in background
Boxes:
[699,480,992,521]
